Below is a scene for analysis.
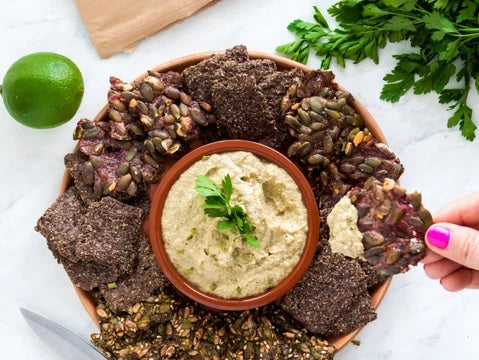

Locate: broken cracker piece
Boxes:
[63,258,117,291]
[35,187,85,261]
[211,73,278,143]
[281,251,369,335]
[75,197,144,279]
[64,152,97,205]
[325,291,376,337]
[328,178,431,275]
[98,235,168,313]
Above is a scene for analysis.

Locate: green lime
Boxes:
[1,52,84,129]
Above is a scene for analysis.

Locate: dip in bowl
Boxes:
[149,140,319,310]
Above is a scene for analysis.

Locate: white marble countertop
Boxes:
[1,0,478,358]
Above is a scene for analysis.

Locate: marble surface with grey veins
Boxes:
[1,0,478,359]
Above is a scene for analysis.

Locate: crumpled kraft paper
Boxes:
[75,0,217,58]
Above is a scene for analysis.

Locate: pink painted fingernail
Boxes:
[426,225,450,249]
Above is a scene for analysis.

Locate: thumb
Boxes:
[425,223,479,271]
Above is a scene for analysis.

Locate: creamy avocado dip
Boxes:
[161,151,308,299]
[327,196,364,258]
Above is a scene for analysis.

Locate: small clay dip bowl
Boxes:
[148,140,319,311]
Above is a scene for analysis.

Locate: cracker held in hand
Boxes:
[328,178,432,275]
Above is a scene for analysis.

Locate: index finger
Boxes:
[421,248,444,264]
[433,192,479,227]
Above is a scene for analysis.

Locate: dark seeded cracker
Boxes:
[182,45,303,148]
[211,73,278,144]
[35,187,85,261]
[339,138,404,183]
[182,45,251,103]
[296,70,337,99]
[281,250,368,335]
[359,260,387,288]
[322,291,377,336]
[98,235,168,312]
[63,259,117,291]
[222,57,278,85]
[75,197,143,279]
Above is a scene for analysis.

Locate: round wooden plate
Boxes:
[59,51,392,353]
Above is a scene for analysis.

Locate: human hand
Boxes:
[422,192,479,291]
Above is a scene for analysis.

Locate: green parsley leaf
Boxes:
[383,16,416,32]
[381,53,428,102]
[288,19,319,33]
[242,235,260,249]
[195,176,223,198]
[439,38,460,61]
[221,174,233,202]
[457,1,478,23]
[217,220,235,231]
[460,110,477,141]
[313,5,330,28]
[413,61,456,94]
[439,89,463,105]
[204,207,229,218]
[195,175,259,249]
[441,86,477,140]
[423,11,458,35]
[202,202,227,209]
[383,0,416,11]
[362,3,389,17]
[427,0,457,12]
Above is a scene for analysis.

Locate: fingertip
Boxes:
[421,249,443,264]
[423,258,462,280]
[426,223,479,271]
[423,263,429,276]
[425,224,451,249]
[440,268,472,292]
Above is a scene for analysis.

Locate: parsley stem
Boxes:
[452,33,479,39]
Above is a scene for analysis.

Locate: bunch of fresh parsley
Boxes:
[276,0,479,141]
[195,174,260,249]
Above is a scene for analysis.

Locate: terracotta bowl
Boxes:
[59,51,392,352]
[149,140,320,311]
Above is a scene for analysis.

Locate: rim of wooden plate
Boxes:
[59,51,392,353]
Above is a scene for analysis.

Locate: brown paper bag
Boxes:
[75,0,217,58]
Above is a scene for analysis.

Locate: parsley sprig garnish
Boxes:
[277,0,479,141]
[195,174,260,249]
